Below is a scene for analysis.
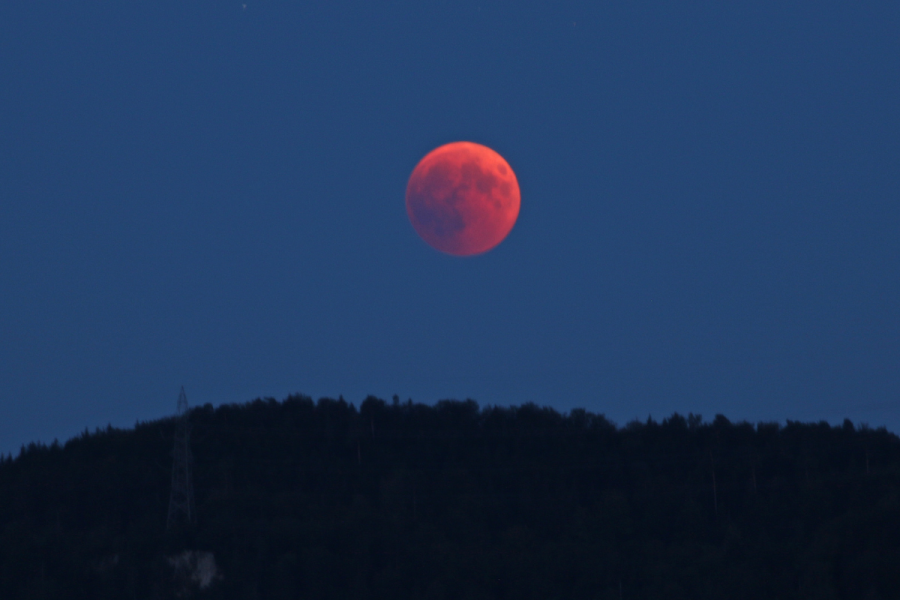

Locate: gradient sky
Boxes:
[1,1,898,454]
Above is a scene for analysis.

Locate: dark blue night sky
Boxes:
[1,2,898,454]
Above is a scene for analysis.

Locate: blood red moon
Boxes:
[406,142,520,256]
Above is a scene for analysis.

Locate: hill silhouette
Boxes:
[1,395,899,599]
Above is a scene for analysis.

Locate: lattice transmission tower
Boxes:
[167,386,195,530]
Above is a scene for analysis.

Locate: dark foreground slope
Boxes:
[1,396,899,600]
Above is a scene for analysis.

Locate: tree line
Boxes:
[0,395,898,599]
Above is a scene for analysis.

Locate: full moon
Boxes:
[406,141,520,256]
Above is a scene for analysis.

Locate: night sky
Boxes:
[1,2,898,455]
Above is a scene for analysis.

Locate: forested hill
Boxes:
[1,396,899,600]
